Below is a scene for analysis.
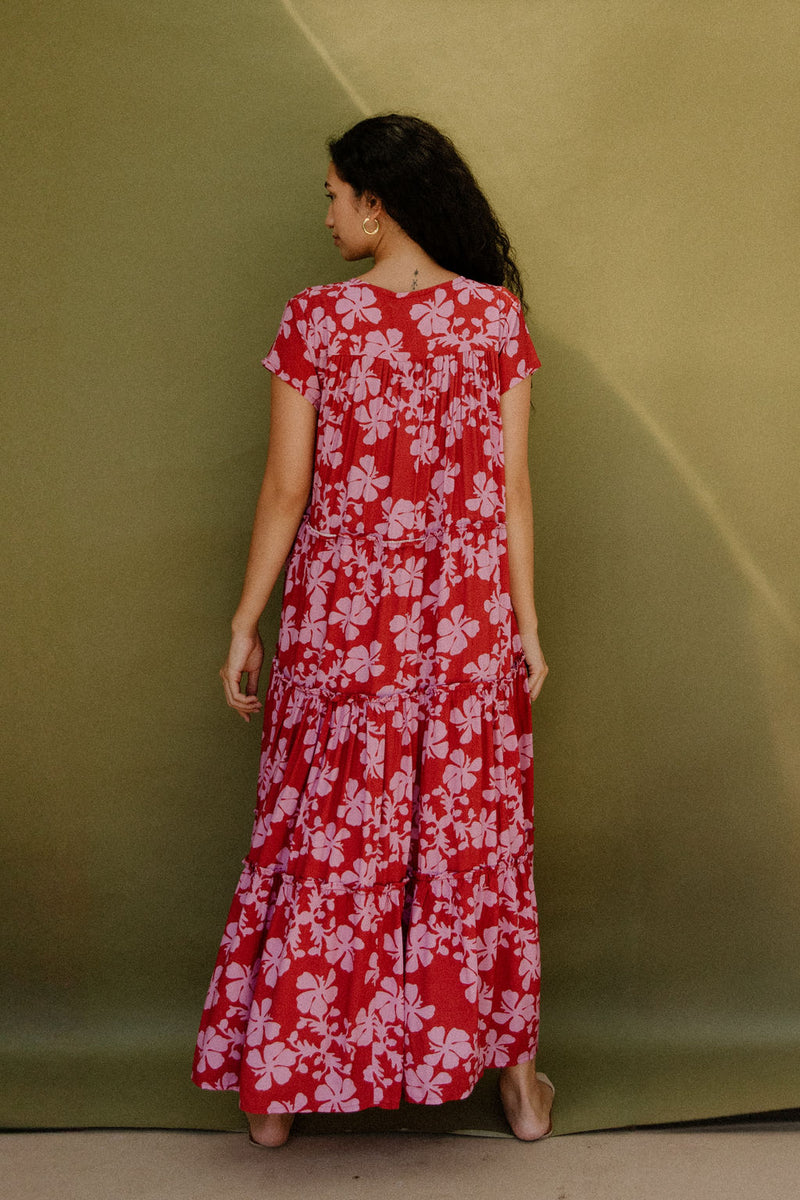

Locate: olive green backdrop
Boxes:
[2,0,798,1136]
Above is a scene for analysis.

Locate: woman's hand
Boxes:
[519,626,549,701]
[219,629,264,722]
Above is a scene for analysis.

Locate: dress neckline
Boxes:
[346,275,465,298]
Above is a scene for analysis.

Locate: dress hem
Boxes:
[192,1042,540,1114]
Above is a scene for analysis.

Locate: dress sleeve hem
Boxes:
[261,357,322,411]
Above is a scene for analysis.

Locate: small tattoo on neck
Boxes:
[411,268,419,291]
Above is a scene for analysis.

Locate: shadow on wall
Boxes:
[530,333,800,1123]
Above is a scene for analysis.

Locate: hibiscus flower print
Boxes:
[404,921,437,972]
[471,546,500,584]
[483,1028,517,1063]
[423,1026,473,1070]
[330,591,372,631]
[335,288,382,329]
[243,1006,282,1048]
[300,307,336,354]
[372,976,404,1023]
[496,989,539,1033]
[518,937,542,990]
[246,1040,298,1090]
[322,923,365,971]
[404,983,436,1032]
[437,604,481,656]
[314,1073,362,1111]
[350,1001,389,1048]
[346,455,391,502]
[453,278,497,305]
[431,460,460,498]
[459,962,480,1004]
[387,554,424,597]
[410,289,455,336]
[463,651,500,679]
[404,1062,454,1104]
[421,718,449,759]
[318,421,344,469]
[343,640,386,683]
[380,497,427,539]
[355,391,394,445]
[451,693,484,743]
[389,602,422,654]
[363,327,411,367]
[308,820,351,868]
[259,936,291,985]
[296,969,338,1019]
[387,757,414,805]
[195,1023,239,1075]
[222,962,256,1006]
[494,710,521,754]
[442,750,481,794]
[358,724,386,779]
[410,422,439,465]
[340,779,373,827]
[465,470,501,518]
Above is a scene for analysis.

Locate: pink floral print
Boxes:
[192,276,542,1114]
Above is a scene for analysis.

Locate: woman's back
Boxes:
[263,275,540,695]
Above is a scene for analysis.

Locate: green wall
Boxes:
[2,0,798,1135]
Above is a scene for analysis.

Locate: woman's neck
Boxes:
[358,232,458,293]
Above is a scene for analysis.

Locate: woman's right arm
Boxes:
[500,378,549,701]
[219,376,317,721]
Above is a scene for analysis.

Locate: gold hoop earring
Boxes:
[362,215,380,236]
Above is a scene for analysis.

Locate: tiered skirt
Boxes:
[192,654,540,1113]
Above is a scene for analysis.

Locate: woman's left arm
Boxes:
[220,376,317,721]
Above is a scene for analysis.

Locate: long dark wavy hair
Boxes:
[328,114,526,310]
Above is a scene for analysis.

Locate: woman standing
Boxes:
[192,115,552,1147]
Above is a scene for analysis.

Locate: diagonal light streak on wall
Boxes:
[610,373,800,648]
[278,0,372,116]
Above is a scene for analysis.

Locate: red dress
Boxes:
[192,276,542,1114]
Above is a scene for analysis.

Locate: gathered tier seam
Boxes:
[241,849,533,893]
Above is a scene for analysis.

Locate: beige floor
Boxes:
[3,1122,800,1200]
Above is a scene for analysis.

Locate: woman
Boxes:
[192,114,552,1147]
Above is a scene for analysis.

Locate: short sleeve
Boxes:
[261,295,322,410]
[498,295,541,395]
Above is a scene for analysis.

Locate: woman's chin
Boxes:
[336,246,371,263]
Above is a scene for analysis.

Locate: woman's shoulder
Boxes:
[282,279,366,310]
[453,277,521,312]
[281,276,520,314]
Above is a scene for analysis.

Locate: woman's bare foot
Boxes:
[245,1111,295,1147]
[498,1060,554,1141]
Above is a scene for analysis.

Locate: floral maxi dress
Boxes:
[192,276,542,1114]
